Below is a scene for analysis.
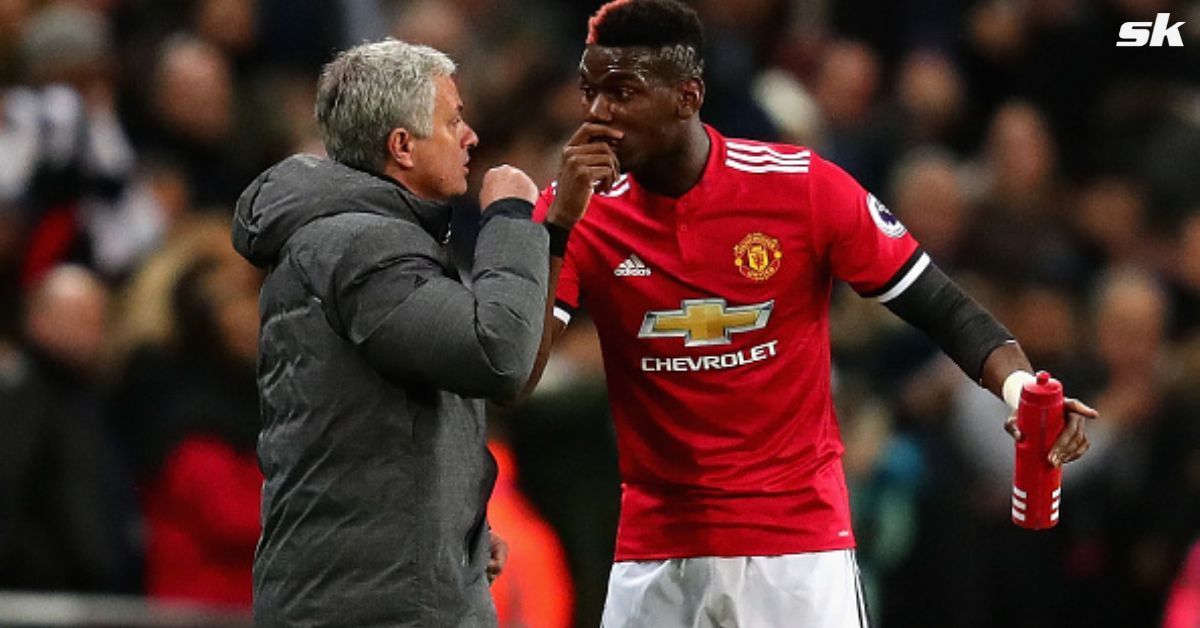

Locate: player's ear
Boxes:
[387,128,416,170]
[677,77,704,119]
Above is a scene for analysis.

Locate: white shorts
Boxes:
[601,549,868,628]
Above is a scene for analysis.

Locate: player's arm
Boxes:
[810,151,1097,466]
[514,122,621,401]
[517,258,570,401]
[882,260,1097,466]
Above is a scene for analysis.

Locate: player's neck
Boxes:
[633,122,709,199]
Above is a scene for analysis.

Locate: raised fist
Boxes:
[480,165,538,210]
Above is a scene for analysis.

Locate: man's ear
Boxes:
[677,77,705,118]
[387,128,416,170]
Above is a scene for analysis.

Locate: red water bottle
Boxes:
[1011,371,1065,529]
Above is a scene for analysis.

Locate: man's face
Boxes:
[578,46,686,173]
[408,74,478,201]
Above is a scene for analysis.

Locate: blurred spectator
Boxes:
[752,68,823,147]
[102,213,261,607]
[2,4,158,282]
[961,101,1084,288]
[890,50,968,151]
[193,0,256,61]
[106,214,262,607]
[488,439,574,628]
[1064,266,1194,627]
[889,149,969,268]
[812,39,891,190]
[838,383,925,624]
[1072,177,1153,277]
[692,0,781,140]
[136,35,259,208]
[136,254,261,608]
[0,265,133,592]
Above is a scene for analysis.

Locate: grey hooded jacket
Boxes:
[231,155,548,627]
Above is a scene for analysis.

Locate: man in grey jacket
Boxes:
[232,39,567,627]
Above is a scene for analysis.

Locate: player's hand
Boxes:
[486,530,508,585]
[546,122,622,228]
[1003,398,1098,467]
[480,165,538,210]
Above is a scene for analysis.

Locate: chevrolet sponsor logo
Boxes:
[641,340,779,372]
[638,298,774,347]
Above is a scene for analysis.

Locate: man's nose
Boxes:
[463,123,479,149]
[586,95,613,123]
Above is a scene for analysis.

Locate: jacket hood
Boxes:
[232,154,452,267]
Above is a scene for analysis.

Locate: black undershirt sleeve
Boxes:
[881,258,1014,382]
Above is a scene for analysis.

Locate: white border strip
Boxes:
[725,150,811,165]
[725,142,811,160]
[552,306,572,326]
[875,253,930,303]
[725,160,809,174]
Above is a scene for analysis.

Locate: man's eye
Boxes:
[581,86,597,100]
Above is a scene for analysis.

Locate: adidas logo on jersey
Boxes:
[614,254,652,277]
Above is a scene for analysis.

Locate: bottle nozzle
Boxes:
[1036,371,1051,385]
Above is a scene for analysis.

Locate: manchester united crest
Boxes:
[734,232,783,281]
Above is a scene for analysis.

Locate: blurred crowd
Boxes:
[0,0,1197,626]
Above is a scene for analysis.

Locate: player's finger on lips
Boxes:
[567,124,594,145]
[583,123,622,142]
[568,122,622,145]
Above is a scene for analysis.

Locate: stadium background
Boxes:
[0,0,1198,626]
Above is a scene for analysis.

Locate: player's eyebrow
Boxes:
[580,68,647,86]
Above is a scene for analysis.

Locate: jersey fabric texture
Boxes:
[534,125,922,561]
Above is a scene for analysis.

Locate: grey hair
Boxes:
[315,39,456,173]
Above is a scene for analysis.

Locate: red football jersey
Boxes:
[534,126,925,560]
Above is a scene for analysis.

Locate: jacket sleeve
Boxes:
[323,202,548,399]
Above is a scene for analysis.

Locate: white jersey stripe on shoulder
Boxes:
[552,305,572,325]
[601,180,631,197]
[599,174,631,197]
[725,160,810,174]
[725,142,811,160]
[875,253,931,303]
[726,150,811,165]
